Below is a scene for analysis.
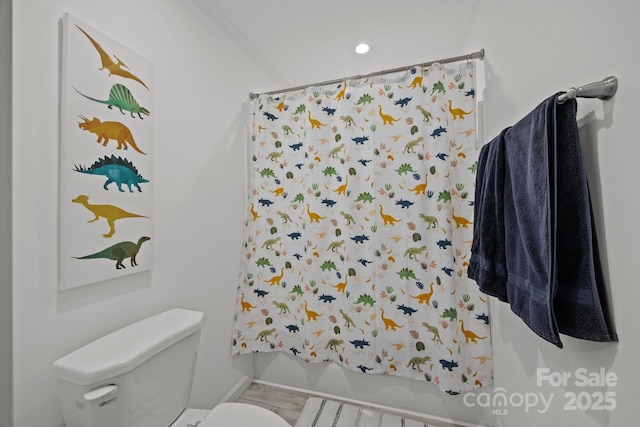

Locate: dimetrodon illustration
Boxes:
[74,83,150,119]
[74,236,150,269]
[75,25,149,90]
[74,155,149,192]
[78,115,146,154]
[72,194,148,238]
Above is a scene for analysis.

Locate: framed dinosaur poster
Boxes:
[59,13,153,290]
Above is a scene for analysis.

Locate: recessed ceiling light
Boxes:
[355,43,370,54]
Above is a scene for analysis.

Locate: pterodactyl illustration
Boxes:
[76,25,149,90]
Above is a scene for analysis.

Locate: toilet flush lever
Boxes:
[84,384,118,402]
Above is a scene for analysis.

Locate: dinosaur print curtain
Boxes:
[232,62,492,394]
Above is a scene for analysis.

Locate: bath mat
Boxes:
[294,397,436,427]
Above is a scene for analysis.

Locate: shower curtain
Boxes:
[232,62,492,394]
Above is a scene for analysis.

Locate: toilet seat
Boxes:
[199,402,291,427]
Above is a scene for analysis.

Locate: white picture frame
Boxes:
[59,13,153,290]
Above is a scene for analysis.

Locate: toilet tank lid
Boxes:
[53,309,204,386]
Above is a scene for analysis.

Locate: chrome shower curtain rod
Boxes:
[249,48,485,100]
[557,76,618,104]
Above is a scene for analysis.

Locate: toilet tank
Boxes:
[53,308,204,427]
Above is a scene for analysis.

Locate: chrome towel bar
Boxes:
[557,76,618,104]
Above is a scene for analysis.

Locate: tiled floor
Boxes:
[235,381,461,427]
[236,382,310,426]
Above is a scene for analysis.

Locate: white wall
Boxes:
[11,1,258,426]
[251,1,640,427]
[1,0,13,425]
[472,2,638,426]
[11,1,640,427]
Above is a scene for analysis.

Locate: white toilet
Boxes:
[52,308,290,427]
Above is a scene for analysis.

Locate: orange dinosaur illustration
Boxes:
[72,194,148,238]
[75,25,149,90]
[264,267,285,286]
[240,293,256,312]
[410,282,435,305]
[378,105,399,125]
[379,205,401,226]
[78,115,145,154]
[451,207,473,228]
[306,204,326,223]
[250,203,260,221]
[332,277,347,294]
[333,176,348,195]
[380,308,404,331]
[447,100,473,120]
[334,82,347,101]
[408,174,428,195]
[460,320,487,343]
[270,187,285,197]
[304,300,323,321]
[307,111,326,129]
[409,75,423,89]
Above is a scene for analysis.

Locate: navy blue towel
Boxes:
[468,93,618,348]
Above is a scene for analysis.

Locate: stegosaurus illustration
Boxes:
[74,154,149,192]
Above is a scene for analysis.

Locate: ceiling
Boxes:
[192,0,482,94]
